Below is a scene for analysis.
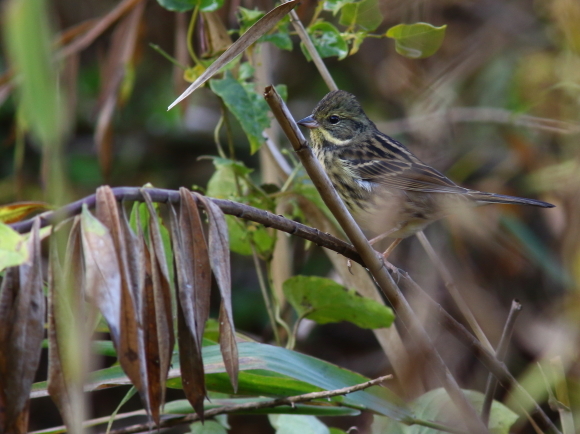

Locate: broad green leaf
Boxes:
[191,420,227,434]
[339,0,383,31]
[165,398,360,416]
[269,415,329,434]
[329,429,348,434]
[210,72,271,153]
[283,276,394,328]
[323,0,355,15]
[206,159,275,256]
[32,342,411,422]
[262,28,293,51]
[0,222,29,271]
[373,388,519,434]
[302,22,348,60]
[156,0,224,13]
[238,7,265,34]
[386,23,446,59]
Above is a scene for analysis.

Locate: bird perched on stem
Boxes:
[297,90,554,258]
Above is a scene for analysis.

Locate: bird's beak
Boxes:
[297,115,320,129]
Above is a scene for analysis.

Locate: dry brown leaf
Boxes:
[142,190,175,422]
[168,0,298,109]
[0,218,44,433]
[58,0,144,59]
[176,289,206,420]
[169,200,206,419]
[95,1,145,178]
[80,204,122,343]
[196,194,238,391]
[201,11,232,58]
[95,187,151,415]
[180,189,211,347]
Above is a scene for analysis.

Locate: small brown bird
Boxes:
[297,90,554,257]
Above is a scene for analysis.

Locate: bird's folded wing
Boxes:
[340,137,470,194]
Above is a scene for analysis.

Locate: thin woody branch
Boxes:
[105,375,392,434]
[263,85,490,434]
[8,187,558,432]
[8,186,364,265]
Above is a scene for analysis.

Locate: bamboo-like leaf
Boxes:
[0,219,44,434]
[167,0,298,110]
[168,200,206,419]
[47,218,87,433]
[142,190,175,422]
[141,238,163,424]
[0,201,51,224]
[177,291,206,420]
[196,194,238,391]
[80,204,122,343]
[95,187,151,416]
[180,189,211,347]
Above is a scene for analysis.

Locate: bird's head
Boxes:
[297,90,375,146]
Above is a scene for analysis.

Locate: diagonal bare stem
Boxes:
[263,85,490,434]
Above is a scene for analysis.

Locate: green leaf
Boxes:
[339,0,383,31]
[349,31,368,55]
[190,420,228,434]
[269,415,329,434]
[206,159,274,256]
[210,72,271,153]
[33,342,411,422]
[4,0,63,151]
[238,7,265,34]
[262,29,293,51]
[302,22,348,60]
[157,0,224,13]
[283,276,394,329]
[386,23,447,59]
[0,223,29,272]
[323,0,355,15]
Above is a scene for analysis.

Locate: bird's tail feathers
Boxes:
[469,191,554,208]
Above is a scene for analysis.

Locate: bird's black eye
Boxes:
[328,115,340,124]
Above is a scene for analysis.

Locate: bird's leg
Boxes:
[368,227,399,246]
[382,238,402,260]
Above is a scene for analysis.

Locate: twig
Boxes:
[481,300,521,423]
[481,300,522,425]
[105,375,392,434]
[263,86,489,434]
[9,187,365,265]
[398,273,561,434]
[416,231,494,353]
[285,4,337,92]
[10,187,559,431]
